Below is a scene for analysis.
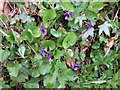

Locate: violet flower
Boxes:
[40,47,49,56]
[72,63,80,70]
[48,55,52,60]
[64,12,74,20]
[39,25,48,35]
[87,22,96,29]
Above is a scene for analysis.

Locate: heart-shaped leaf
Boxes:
[41,40,55,50]
[50,29,62,37]
[63,32,77,48]
[7,61,20,77]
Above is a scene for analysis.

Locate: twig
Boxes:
[25,41,37,55]
[0,18,8,30]
[0,29,9,37]
[113,9,119,22]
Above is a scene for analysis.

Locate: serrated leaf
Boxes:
[81,28,94,40]
[41,40,55,50]
[18,46,25,58]
[7,61,20,77]
[99,21,112,36]
[63,32,77,48]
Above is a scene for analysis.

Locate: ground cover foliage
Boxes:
[0,1,120,89]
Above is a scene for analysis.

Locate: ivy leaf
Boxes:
[7,61,20,77]
[18,12,35,23]
[61,2,74,12]
[41,40,55,50]
[18,46,25,58]
[74,14,86,27]
[63,32,77,49]
[99,21,112,36]
[81,28,94,40]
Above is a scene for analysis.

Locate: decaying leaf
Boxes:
[81,46,88,54]
[104,36,117,57]
[66,59,75,68]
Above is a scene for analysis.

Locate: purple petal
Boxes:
[40,27,48,30]
[41,29,47,35]
[69,13,74,16]
[64,12,69,15]
[40,49,49,56]
[72,63,80,70]
[48,55,52,59]
[65,15,70,20]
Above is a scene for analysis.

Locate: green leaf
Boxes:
[31,68,40,77]
[92,41,100,49]
[21,30,33,41]
[74,14,86,27]
[41,40,55,50]
[57,35,65,47]
[28,26,41,37]
[40,9,56,20]
[39,61,52,75]
[2,49,10,63]
[89,2,107,12]
[6,31,15,43]
[18,46,25,58]
[81,28,94,40]
[84,9,97,23]
[61,2,74,12]
[63,32,77,48]
[0,14,9,24]
[50,29,62,38]
[99,21,112,36]
[18,12,35,23]
[24,82,39,88]
[54,49,63,59]
[7,61,20,77]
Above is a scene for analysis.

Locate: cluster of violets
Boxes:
[39,10,95,71]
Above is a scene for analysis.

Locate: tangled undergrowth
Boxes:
[0,1,119,89]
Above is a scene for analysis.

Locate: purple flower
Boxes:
[72,63,80,70]
[40,47,49,56]
[48,55,52,60]
[87,22,96,29]
[39,25,48,35]
[64,12,74,20]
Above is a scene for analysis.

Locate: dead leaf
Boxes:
[66,59,75,68]
[104,36,117,57]
[81,46,88,54]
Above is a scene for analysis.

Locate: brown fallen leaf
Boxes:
[66,59,75,68]
[104,36,117,57]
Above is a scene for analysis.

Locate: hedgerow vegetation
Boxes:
[0,1,119,89]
